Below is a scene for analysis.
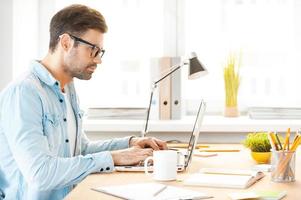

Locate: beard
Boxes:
[64,49,97,80]
[71,64,97,80]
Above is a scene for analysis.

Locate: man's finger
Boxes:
[154,139,168,150]
[145,139,160,150]
[142,148,153,156]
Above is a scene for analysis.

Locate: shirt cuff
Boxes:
[114,135,134,149]
[91,151,114,173]
[128,135,136,147]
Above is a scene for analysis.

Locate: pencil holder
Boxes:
[271,150,296,182]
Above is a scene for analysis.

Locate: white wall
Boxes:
[0,0,42,91]
[0,0,13,91]
[12,0,39,78]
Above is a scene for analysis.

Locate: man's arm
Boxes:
[80,132,133,155]
[80,134,168,165]
[1,83,114,191]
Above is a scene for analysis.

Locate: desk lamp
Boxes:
[142,52,207,137]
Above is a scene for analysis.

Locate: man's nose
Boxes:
[93,56,102,64]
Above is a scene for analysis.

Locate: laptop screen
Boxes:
[184,100,206,168]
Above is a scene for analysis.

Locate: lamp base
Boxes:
[224,106,239,117]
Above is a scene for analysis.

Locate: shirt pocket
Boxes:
[43,113,61,152]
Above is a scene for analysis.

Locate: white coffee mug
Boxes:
[144,150,177,181]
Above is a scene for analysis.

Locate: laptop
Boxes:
[115,99,206,172]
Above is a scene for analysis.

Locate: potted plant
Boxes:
[223,52,241,117]
[243,132,272,164]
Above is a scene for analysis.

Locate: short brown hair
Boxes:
[49,4,108,52]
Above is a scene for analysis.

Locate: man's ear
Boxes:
[59,34,72,52]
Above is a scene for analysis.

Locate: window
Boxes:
[182,0,301,114]
[13,0,301,114]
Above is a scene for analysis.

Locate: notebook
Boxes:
[92,182,213,200]
[228,190,287,200]
[184,168,265,189]
[115,100,206,172]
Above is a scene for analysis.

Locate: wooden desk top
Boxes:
[65,145,301,200]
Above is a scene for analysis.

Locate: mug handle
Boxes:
[144,156,153,175]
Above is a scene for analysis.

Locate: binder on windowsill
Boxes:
[159,58,172,120]
[158,57,181,120]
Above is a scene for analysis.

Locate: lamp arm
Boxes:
[154,64,181,85]
[142,64,182,137]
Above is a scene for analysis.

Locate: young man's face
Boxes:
[64,29,104,80]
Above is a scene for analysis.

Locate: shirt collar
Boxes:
[31,60,59,87]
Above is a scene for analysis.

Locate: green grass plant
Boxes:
[243,132,272,152]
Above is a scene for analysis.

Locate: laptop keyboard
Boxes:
[137,160,153,167]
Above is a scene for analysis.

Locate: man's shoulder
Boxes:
[1,71,41,96]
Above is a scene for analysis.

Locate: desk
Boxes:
[65,145,301,200]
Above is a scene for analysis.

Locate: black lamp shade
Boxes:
[188,52,207,80]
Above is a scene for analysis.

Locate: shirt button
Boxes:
[63,118,67,122]
[55,82,59,86]
[65,139,69,143]
[59,99,63,103]
[106,167,110,171]
[100,168,104,172]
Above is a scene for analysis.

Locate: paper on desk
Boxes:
[228,191,259,200]
[194,151,218,157]
[92,182,213,200]
[228,190,287,200]
[184,168,265,189]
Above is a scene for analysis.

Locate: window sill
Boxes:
[83,115,301,133]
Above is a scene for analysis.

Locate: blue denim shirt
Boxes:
[0,61,131,200]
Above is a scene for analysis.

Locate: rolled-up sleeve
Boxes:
[1,83,114,191]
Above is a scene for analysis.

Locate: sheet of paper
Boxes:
[184,168,265,189]
[228,190,287,200]
[93,182,213,200]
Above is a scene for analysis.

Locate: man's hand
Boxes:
[111,147,153,166]
[129,137,168,150]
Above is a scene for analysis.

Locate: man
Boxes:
[0,4,167,200]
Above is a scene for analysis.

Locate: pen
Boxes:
[269,132,279,151]
[268,133,276,151]
[199,149,240,152]
[290,134,301,151]
[275,133,283,150]
[283,128,290,151]
[292,131,299,143]
[153,185,167,197]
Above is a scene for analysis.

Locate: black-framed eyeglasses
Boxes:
[68,33,105,58]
